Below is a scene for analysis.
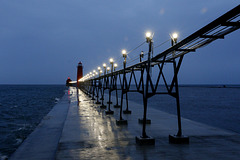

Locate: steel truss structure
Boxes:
[79,5,240,144]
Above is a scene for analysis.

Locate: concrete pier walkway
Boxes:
[10,87,240,159]
[57,87,240,160]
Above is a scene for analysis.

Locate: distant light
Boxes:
[107,67,110,71]
[172,33,178,39]
[100,70,103,73]
[90,72,92,74]
[98,67,101,70]
[69,81,77,83]
[109,58,114,63]
[93,70,96,73]
[103,63,106,68]
[114,63,118,68]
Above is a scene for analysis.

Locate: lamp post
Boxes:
[95,67,101,104]
[114,63,118,71]
[88,72,93,97]
[121,49,131,114]
[107,67,110,74]
[168,32,189,143]
[105,58,114,114]
[91,70,96,100]
[103,63,107,73]
[171,33,178,57]
[116,49,129,125]
[99,63,107,109]
[136,31,155,145]
[113,63,120,108]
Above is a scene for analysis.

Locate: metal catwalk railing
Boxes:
[78,5,240,145]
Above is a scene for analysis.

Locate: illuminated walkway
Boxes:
[56,87,240,160]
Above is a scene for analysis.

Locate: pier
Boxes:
[10,87,240,159]
[78,4,240,144]
[9,5,240,160]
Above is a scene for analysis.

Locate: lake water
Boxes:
[0,85,66,160]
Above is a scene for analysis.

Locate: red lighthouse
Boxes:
[77,62,83,88]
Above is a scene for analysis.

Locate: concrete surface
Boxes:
[56,87,240,160]
[10,92,70,160]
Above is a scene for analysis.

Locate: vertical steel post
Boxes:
[100,67,107,109]
[106,62,114,114]
[113,66,120,108]
[169,34,189,144]
[116,55,127,125]
[120,56,126,119]
[142,40,152,138]
[91,78,96,100]
[96,72,101,104]
[173,60,182,136]
[122,55,131,114]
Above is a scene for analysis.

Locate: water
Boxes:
[0,85,66,160]
[126,85,240,133]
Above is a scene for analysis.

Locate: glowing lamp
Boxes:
[172,33,178,39]
[109,58,114,64]
[146,32,152,38]
[103,63,106,68]
[146,31,153,43]
[122,49,127,58]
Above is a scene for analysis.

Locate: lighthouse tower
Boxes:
[77,61,83,87]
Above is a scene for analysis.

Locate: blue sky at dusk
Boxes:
[0,0,239,84]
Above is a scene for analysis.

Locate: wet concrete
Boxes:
[56,87,240,160]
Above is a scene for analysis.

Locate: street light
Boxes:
[171,32,178,44]
[103,63,106,68]
[103,63,107,75]
[122,49,127,58]
[146,32,152,43]
[98,67,101,76]
[109,58,114,64]
[114,63,118,71]
[171,32,178,56]
[107,67,110,73]
[109,58,114,73]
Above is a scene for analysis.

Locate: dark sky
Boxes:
[0,0,239,84]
